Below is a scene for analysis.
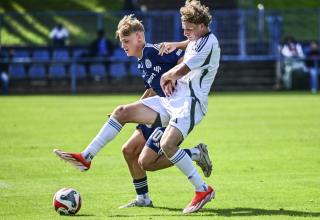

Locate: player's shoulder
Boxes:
[142,43,162,60]
[194,32,218,53]
[145,43,160,54]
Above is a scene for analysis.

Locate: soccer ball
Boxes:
[53,188,81,215]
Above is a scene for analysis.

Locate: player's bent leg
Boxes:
[137,126,213,175]
[139,144,213,176]
[138,147,173,171]
[138,127,173,171]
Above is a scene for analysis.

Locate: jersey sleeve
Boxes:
[183,40,213,70]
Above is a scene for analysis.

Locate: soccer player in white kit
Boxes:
[54,0,220,213]
[141,0,220,213]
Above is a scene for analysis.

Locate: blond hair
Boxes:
[115,14,145,38]
[180,0,212,27]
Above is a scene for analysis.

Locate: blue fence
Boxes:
[1,9,320,93]
[2,9,320,56]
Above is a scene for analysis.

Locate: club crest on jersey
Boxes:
[145,59,152,69]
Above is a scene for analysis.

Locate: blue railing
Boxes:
[1,9,320,93]
[3,9,319,58]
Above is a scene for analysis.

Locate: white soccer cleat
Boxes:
[53,149,91,171]
[183,185,215,214]
[119,199,153,209]
[195,143,213,177]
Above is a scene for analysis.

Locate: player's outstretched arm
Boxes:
[158,40,189,56]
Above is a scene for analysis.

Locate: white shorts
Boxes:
[140,96,204,139]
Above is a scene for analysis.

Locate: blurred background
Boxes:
[0,0,320,94]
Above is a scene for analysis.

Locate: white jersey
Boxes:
[172,32,220,114]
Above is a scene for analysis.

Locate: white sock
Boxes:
[81,116,122,161]
[169,148,207,192]
[190,147,200,161]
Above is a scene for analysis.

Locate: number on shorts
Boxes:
[151,128,164,143]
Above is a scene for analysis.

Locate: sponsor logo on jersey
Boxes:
[176,49,183,56]
[147,72,157,86]
[153,65,161,73]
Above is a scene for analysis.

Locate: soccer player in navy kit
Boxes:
[54,14,213,209]
[119,37,212,208]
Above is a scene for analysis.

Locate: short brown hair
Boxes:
[115,14,145,38]
[180,0,212,27]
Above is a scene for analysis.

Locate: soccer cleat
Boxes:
[53,149,91,171]
[195,143,213,178]
[183,185,215,214]
[118,200,153,209]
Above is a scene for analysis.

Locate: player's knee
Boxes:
[121,143,136,160]
[160,139,176,156]
[159,139,170,153]
[113,105,130,123]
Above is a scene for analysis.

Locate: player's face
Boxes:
[182,21,206,41]
[119,32,143,57]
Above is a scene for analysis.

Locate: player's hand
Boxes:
[158,42,177,56]
[162,80,176,97]
[160,74,176,97]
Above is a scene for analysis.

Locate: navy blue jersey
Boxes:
[138,43,184,97]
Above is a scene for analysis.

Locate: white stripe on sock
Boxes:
[170,149,186,164]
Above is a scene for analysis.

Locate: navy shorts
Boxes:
[136,124,164,155]
[136,124,156,140]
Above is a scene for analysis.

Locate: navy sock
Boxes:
[133,176,148,195]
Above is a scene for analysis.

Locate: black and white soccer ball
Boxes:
[53,188,81,215]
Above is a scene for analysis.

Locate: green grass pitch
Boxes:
[0,92,319,220]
